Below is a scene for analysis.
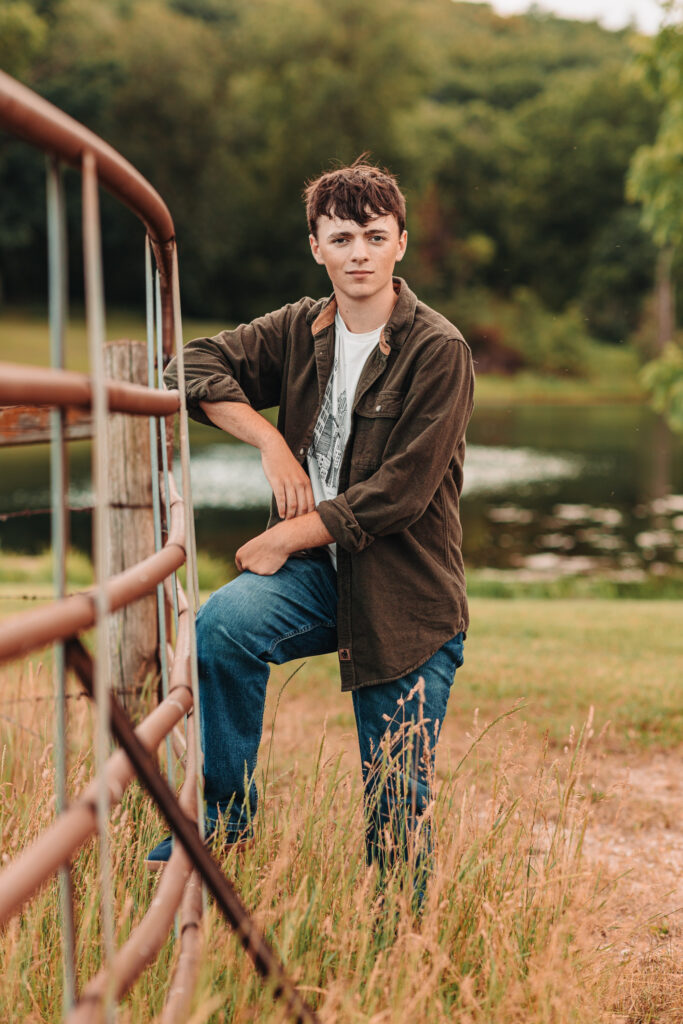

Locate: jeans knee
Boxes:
[200,578,244,628]
[196,580,267,664]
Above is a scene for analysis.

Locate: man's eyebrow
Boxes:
[327,226,390,240]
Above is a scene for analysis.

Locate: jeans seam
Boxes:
[266,620,336,657]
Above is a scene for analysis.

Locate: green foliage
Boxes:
[442,287,594,377]
[401,4,657,330]
[627,5,683,428]
[578,208,656,343]
[0,548,92,586]
[0,0,663,368]
[627,6,683,249]
[641,341,683,432]
[0,2,47,79]
[501,288,591,375]
[468,567,683,600]
[503,62,656,313]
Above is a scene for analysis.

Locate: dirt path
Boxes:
[584,752,682,897]
[581,751,682,956]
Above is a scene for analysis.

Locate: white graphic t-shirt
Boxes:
[308,311,383,567]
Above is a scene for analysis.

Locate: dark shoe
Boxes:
[145,828,251,872]
[145,833,177,871]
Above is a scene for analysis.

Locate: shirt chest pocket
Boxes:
[352,389,404,470]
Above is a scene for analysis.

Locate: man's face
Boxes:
[309,213,407,303]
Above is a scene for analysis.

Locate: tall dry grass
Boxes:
[3,650,677,1023]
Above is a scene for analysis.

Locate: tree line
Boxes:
[0,0,672,373]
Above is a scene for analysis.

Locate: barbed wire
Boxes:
[0,505,93,521]
[0,686,148,707]
[0,713,43,738]
[0,589,96,602]
[1,501,155,521]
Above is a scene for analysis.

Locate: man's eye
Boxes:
[371,235,386,243]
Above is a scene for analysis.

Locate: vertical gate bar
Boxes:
[155,269,179,635]
[145,237,174,789]
[169,245,205,856]
[82,150,115,1023]
[47,155,77,1015]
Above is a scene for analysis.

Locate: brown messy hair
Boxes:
[304,156,406,237]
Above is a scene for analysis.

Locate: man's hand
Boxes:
[235,527,290,575]
[199,400,314,521]
[235,514,334,576]
[260,433,315,520]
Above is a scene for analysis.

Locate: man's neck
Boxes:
[335,280,398,334]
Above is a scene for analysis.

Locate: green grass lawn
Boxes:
[0,308,646,404]
[0,308,232,374]
[1,572,680,753]
[255,596,683,762]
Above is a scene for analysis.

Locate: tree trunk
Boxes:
[104,339,159,713]
[655,245,675,352]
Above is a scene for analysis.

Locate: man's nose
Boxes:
[350,238,369,261]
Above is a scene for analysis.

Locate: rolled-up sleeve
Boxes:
[317,337,474,553]
[164,304,296,426]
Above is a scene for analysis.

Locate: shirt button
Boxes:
[299,447,305,455]
[375,405,382,412]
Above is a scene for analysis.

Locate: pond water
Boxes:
[2,403,682,581]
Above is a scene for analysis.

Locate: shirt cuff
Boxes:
[317,494,374,554]
[163,363,250,426]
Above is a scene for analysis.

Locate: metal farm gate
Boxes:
[0,71,317,1024]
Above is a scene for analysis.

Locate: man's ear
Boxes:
[309,233,325,265]
[395,229,408,263]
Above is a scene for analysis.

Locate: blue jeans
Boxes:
[196,556,464,873]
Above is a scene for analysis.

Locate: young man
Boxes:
[148,160,474,883]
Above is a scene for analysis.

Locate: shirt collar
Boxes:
[308,277,418,351]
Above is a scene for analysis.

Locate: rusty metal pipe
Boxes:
[0,620,192,925]
[0,488,185,664]
[68,646,320,1023]
[159,585,202,1024]
[0,72,174,249]
[159,869,203,1024]
[0,361,180,417]
[67,628,198,1023]
[0,72,176,352]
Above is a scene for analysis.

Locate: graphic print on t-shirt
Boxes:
[309,351,346,494]
[307,312,384,567]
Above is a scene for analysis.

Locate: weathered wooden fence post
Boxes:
[104,339,158,711]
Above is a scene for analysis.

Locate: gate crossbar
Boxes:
[0,69,176,355]
[0,361,181,417]
[0,479,185,664]
[65,623,199,1023]
[0,67,321,1024]
[0,608,193,925]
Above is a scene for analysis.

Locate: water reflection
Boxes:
[180,442,583,509]
[479,497,683,579]
[1,404,682,581]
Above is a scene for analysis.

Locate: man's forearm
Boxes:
[275,511,333,553]
[199,400,279,449]
[234,512,333,574]
[200,400,315,519]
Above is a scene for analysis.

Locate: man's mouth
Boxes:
[348,270,372,277]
